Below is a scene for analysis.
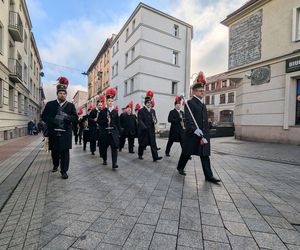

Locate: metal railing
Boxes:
[8,11,23,39]
[8,58,22,80]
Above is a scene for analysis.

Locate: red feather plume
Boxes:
[151,99,155,108]
[196,71,206,84]
[114,105,119,111]
[146,89,154,98]
[128,100,134,108]
[135,103,141,111]
[78,109,83,115]
[106,88,116,97]
[175,96,182,102]
[88,104,94,110]
[57,76,69,86]
[99,95,106,102]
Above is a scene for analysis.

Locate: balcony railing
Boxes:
[8,11,23,42]
[8,58,22,83]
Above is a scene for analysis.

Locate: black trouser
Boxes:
[90,139,97,153]
[138,145,158,160]
[165,139,182,155]
[177,153,213,179]
[100,135,118,166]
[78,130,82,144]
[120,134,135,152]
[51,149,70,174]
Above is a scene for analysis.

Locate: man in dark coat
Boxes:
[82,106,91,151]
[137,90,162,162]
[165,96,184,157]
[119,102,137,153]
[41,76,77,179]
[88,104,100,155]
[177,73,220,183]
[97,88,120,169]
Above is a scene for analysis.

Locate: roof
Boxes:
[221,0,269,26]
[111,2,193,46]
[87,37,112,73]
[206,72,229,83]
[30,32,43,68]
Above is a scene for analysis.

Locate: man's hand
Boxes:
[194,128,203,137]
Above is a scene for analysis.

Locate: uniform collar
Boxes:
[193,95,204,104]
[57,99,67,106]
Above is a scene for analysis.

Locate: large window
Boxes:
[211,95,215,105]
[124,81,128,96]
[172,81,178,95]
[131,47,135,61]
[172,51,178,65]
[296,79,300,125]
[0,22,3,55]
[125,53,128,66]
[228,92,235,103]
[205,96,210,105]
[174,24,179,37]
[220,93,226,104]
[0,79,3,107]
[130,78,134,93]
[9,85,14,111]
[292,7,300,42]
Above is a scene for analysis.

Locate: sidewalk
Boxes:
[0,137,299,249]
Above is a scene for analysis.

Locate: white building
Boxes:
[110,3,193,128]
[222,0,300,144]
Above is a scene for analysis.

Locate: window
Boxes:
[23,63,27,83]
[125,53,128,66]
[130,78,134,93]
[131,47,135,61]
[229,80,235,87]
[29,78,32,93]
[112,65,115,77]
[172,81,178,95]
[0,79,3,107]
[205,84,209,91]
[0,22,3,55]
[30,53,33,68]
[24,32,27,53]
[292,7,300,41]
[296,79,300,125]
[220,94,226,104]
[18,92,22,112]
[205,96,210,105]
[172,51,178,65]
[116,62,118,75]
[228,92,235,103]
[124,81,128,95]
[113,46,115,54]
[126,28,129,39]
[222,80,227,88]
[211,95,215,105]
[174,24,179,37]
[34,61,36,75]
[132,19,136,31]
[116,41,119,51]
[115,87,118,100]
[24,97,28,114]
[211,82,215,90]
[9,85,14,111]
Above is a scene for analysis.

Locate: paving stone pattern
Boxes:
[0,137,299,249]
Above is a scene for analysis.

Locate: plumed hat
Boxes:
[56,76,69,93]
[145,89,154,104]
[192,71,206,90]
[99,95,106,103]
[114,105,119,111]
[78,109,83,115]
[174,96,182,105]
[135,103,141,111]
[88,104,94,111]
[106,88,116,99]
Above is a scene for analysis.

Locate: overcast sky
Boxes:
[26,0,248,101]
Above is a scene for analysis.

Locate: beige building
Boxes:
[0,0,44,141]
[87,37,113,107]
[222,0,300,144]
[204,72,236,125]
[73,90,88,114]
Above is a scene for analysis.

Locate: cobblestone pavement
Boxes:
[0,137,299,249]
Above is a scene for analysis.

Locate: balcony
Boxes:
[8,58,22,83]
[8,11,23,42]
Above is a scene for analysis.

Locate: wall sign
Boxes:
[286,56,300,73]
[251,66,271,85]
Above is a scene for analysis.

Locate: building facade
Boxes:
[204,73,236,125]
[73,90,88,114]
[87,37,113,107]
[0,0,43,141]
[222,0,300,144]
[110,3,193,128]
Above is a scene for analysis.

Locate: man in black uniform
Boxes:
[97,88,120,169]
[82,104,93,151]
[41,76,77,179]
[77,109,84,145]
[72,109,82,145]
[137,90,162,162]
[89,103,100,155]
[176,72,220,183]
[165,96,184,157]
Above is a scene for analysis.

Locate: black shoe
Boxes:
[165,153,170,157]
[112,164,118,169]
[157,147,161,151]
[153,156,163,162]
[138,156,143,160]
[129,151,135,154]
[119,148,122,152]
[206,177,221,183]
[52,166,58,172]
[79,143,82,145]
[61,173,68,179]
[177,169,186,176]
[103,161,107,165]
[83,148,86,151]
[75,142,77,145]
[91,152,95,155]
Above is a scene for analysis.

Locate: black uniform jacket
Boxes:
[120,112,138,137]
[41,100,77,151]
[182,96,211,156]
[97,107,120,147]
[137,107,157,147]
[168,109,184,142]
